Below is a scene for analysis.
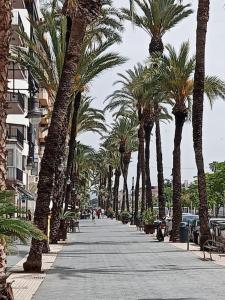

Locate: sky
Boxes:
[79,0,225,189]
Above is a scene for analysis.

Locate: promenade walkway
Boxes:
[34,219,225,300]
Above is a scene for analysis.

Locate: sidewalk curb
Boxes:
[7,244,63,300]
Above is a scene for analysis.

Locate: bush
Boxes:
[120,211,131,222]
[142,209,157,225]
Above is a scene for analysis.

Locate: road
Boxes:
[34,219,225,300]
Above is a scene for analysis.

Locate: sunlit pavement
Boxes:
[34,219,225,300]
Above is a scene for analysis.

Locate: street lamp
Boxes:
[26,96,43,125]
[131,176,135,225]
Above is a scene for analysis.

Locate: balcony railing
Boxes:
[7,167,23,183]
[7,127,24,147]
[12,11,25,33]
[6,91,25,112]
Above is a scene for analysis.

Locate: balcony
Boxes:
[6,91,25,114]
[7,167,23,184]
[12,11,25,33]
[8,61,28,80]
[13,0,26,9]
[39,89,50,108]
[39,128,48,143]
[7,127,24,148]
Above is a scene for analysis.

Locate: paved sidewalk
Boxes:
[34,219,225,300]
[7,244,63,300]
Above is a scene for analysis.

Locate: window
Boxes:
[7,149,14,166]
[31,162,39,176]
[22,156,26,171]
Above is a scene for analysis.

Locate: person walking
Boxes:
[92,209,96,223]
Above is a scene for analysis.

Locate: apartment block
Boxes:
[6,0,51,216]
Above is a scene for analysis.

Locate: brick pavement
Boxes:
[33,219,225,300]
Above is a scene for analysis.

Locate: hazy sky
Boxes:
[79,0,225,189]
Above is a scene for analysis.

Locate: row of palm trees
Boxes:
[0,0,217,274]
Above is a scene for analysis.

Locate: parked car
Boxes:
[191,218,225,245]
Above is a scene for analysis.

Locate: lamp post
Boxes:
[131,176,135,225]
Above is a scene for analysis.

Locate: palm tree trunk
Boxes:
[144,122,154,210]
[64,92,81,211]
[98,175,102,207]
[0,1,12,290]
[134,144,141,223]
[150,38,165,220]
[192,0,211,249]
[139,124,146,213]
[0,0,12,192]
[23,2,101,272]
[123,152,131,212]
[106,165,113,209]
[171,112,186,242]
[113,168,121,218]
[49,102,72,244]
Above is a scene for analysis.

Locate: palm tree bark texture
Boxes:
[134,146,141,224]
[192,0,211,249]
[144,118,154,210]
[171,108,187,242]
[106,165,113,209]
[150,39,166,220]
[155,117,165,219]
[50,105,72,244]
[113,168,121,218]
[0,0,12,291]
[23,0,101,273]
[64,92,82,211]
[139,123,146,213]
[0,0,12,192]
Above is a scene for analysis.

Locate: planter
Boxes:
[122,220,129,224]
[144,224,155,234]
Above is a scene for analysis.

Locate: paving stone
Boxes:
[34,219,225,300]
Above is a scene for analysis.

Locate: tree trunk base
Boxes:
[42,240,50,254]
[200,233,210,251]
[23,257,42,273]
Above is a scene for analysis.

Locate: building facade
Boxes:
[6,0,51,216]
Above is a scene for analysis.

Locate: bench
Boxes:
[203,240,225,260]
[136,222,144,231]
[68,220,80,233]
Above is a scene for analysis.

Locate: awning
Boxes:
[17,186,35,201]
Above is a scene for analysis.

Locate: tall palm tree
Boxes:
[123,0,193,219]
[157,42,225,241]
[110,117,138,212]
[23,0,102,273]
[0,0,12,191]
[192,0,211,249]
[64,95,106,212]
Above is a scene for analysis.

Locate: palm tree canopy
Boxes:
[123,0,193,38]
[0,192,46,246]
[77,95,107,135]
[155,41,225,112]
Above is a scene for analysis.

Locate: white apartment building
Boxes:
[6,0,45,216]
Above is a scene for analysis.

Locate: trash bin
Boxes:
[180,222,188,243]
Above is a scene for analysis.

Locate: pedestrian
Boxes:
[92,209,96,223]
[96,209,101,219]
[27,209,32,221]
[101,208,105,219]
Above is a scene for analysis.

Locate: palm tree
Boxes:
[0,0,12,191]
[123,0,193,219]
[14,2,126,245]
[23,0,102,273]
[64,95,106,212]
[110,117,138,212]
[192,0,211,249]
[0,192,45,295]
[157,42,225,241]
